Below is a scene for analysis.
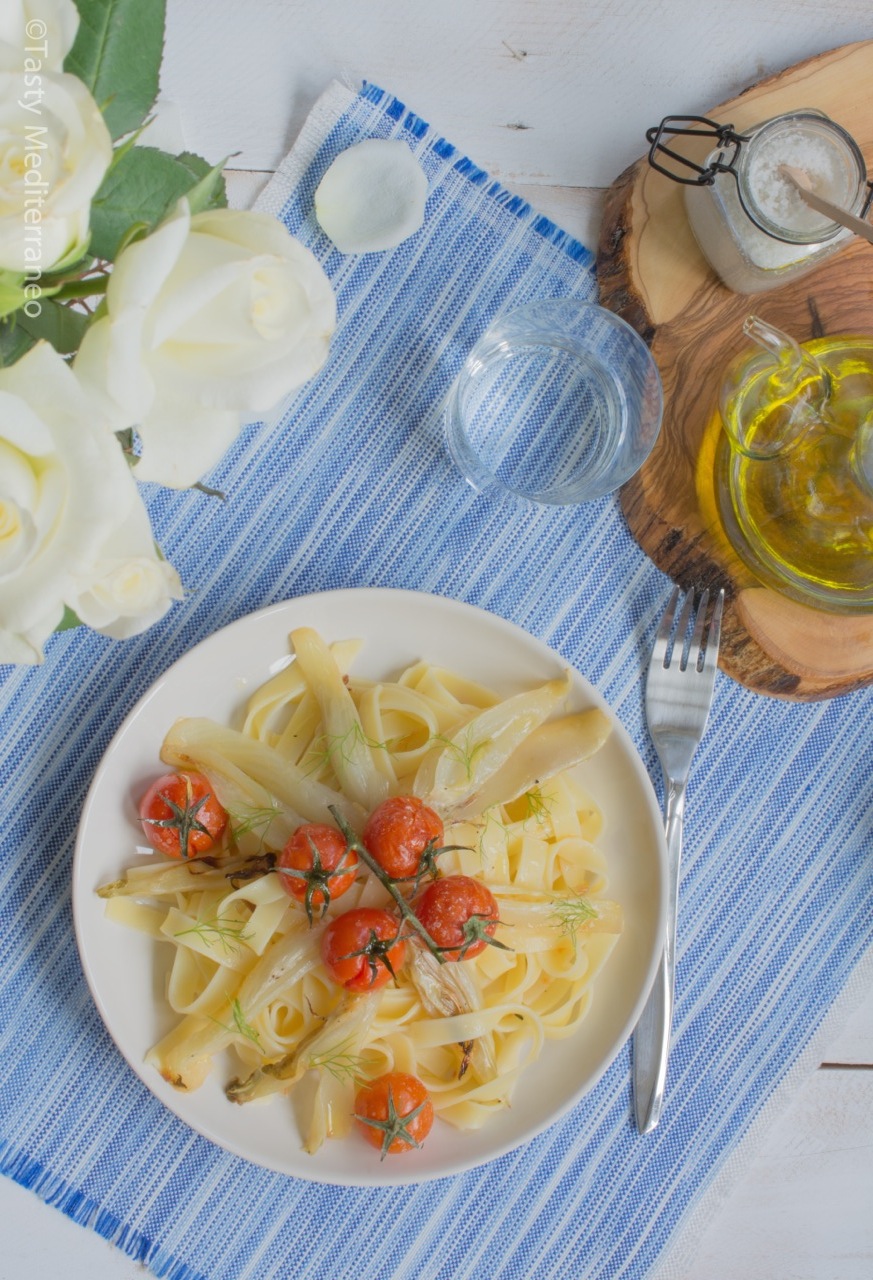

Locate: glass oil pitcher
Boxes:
[716,315,873,612]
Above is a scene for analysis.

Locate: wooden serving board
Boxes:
[596,41,873,701]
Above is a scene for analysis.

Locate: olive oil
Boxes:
[718,323,873,612]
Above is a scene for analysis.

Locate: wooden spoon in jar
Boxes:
[778,164,873,247]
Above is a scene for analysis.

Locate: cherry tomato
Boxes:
[277,823,358,920]
[321,907,406,991]
[362,795,444,880]
[354,1072,434,1158]
[414,874,502,961]
[139,771,227,859]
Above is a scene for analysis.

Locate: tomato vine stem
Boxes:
[328,805,446,964]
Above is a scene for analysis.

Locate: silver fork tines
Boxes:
[633,586,724,1135]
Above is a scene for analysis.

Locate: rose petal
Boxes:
[0,0,79,72]
[133,401,242,489]
[0,494,37,577]
[314,139,428,254]
[109,199,190,312]
[74,312,155,426]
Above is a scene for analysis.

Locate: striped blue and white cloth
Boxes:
[1,81,871,1280]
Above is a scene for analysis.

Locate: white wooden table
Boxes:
[5,3,872,1275]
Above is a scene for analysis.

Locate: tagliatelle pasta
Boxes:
[98,628,622,1154]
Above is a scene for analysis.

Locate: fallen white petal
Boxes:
[314,138,428,254]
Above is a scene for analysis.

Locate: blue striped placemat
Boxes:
[1,80,871,1280]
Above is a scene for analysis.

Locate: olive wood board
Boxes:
[596,40,873,701]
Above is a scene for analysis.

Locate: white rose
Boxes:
[0,342,182,665]
[0,68,112,272]
[71,529,184,642]
[74,200,337,488]
[0,0,79,71]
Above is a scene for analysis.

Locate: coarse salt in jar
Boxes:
[646,110,871,294]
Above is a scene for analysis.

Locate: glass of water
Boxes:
[444,299,663,505]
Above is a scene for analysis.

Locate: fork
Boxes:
[633,585,724,1135]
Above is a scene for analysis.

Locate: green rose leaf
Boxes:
[174,153,230,215]
[17,298,92,354]
[65,0,167,140]
[0,274,26,320]
[56,606,84,633]
[89,146,228,261]
[0,317,36,368]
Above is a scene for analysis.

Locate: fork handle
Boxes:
[632,775,686,1134]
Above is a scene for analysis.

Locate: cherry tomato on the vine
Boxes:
[414,874,503,961]
[139,771,227,859]
[321,907,406,991]
[277,823,358,920]
[362,795,445,880]
[354,1071,434,1158]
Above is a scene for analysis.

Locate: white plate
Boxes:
[73,588,667,1186]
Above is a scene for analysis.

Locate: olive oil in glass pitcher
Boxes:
[716,315,873,612]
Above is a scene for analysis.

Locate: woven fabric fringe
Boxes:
[1,80,871,1280]
[0,1143,206,1280]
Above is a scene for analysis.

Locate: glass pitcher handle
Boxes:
[720,315,831,459]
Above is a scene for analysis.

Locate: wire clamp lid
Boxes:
[645,115,748,185]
